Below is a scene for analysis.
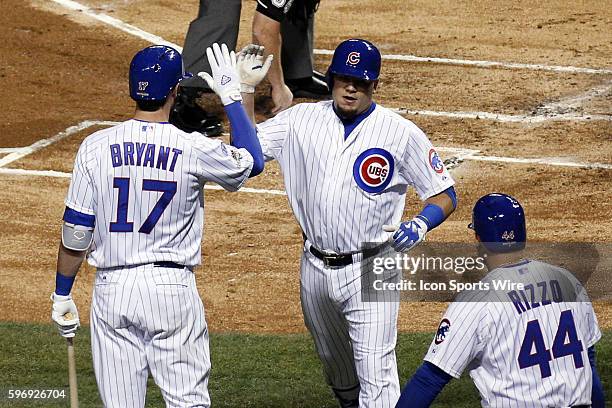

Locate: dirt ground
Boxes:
[0,0,610,333]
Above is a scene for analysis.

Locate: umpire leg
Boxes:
[280,14,314,81]
[300,251,360,407]
[182,0,241,76]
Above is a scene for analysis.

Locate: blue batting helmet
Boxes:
[129,45,187,101]
[326,39,381,88]
[469,193,526,253]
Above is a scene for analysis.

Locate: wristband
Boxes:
[416,203,445,231]
[55,272,76,296]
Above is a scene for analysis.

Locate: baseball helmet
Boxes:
[129,45,188,101]
[469,193,526,253]
[326,39,381,88]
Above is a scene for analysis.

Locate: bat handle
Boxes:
[66,337,79,408]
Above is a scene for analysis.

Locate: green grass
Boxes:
[0,323,609,407]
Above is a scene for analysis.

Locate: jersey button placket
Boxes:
[321,123,346,251]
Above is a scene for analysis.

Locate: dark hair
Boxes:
[136,98,166,112]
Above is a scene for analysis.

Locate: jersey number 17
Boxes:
[109,177,177,234]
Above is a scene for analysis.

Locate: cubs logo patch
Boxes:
[346,51,361,65]
[434,318,451,345]
[429,148,444,174]
[272,0,286,7]
[353,148,394,193]
[138,81,149,91]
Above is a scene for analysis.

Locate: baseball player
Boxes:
[396,193,605,408]
[241,39,457,407]
[50,43,270,407]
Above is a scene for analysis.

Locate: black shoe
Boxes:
[286,75,331,99]
[313,70,327,82]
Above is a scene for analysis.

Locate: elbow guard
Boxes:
[61,222,94,252]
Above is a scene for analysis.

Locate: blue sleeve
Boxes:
[589,346,605,408]
[63,207,95,228]
[396,362,452,408]
[224,102,264,177]
[445,186,457,209]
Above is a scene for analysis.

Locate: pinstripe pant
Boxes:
[90,264,211,407]
[300,250,401,408]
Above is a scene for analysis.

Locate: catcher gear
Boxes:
[129,45,189,101]
[51,293,80,338]
[326,39,381,89]
[169,86,223,136]
[468,193,526,253]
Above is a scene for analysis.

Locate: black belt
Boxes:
[309,244,385,268]
[153,261,185,269]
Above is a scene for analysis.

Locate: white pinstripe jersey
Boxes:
[65,119,253,268]
[256,101,454,253]
[425,259,601,408]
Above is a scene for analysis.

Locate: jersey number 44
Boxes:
[518,309,584,379]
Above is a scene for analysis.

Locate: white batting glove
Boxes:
[237,44,274,94]
[198,43,242,106]
[51,293,80,338]
[383,217,428,252]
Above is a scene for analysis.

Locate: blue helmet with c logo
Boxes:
[326,39,381,89]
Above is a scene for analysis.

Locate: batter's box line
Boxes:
[0,148,23,153]
[389,108,611,123]
[0,121,610,188]
[47,0,612,124]
[50,0,612,76]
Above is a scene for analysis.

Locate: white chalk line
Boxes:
[49,0,176,48]
[0,121,609,192]
[389,108,611,123]
[50,0,612,76]
[46,0,612,123]
[314,49,612,75]
[0,120,118,168]
[0,167,288,195]
[536,81,612,116]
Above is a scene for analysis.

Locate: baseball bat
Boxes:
[65,314,79,408]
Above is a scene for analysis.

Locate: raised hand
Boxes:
[237,44,274,94]
[198,43,242,106]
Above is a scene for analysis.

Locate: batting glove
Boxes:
[198,43,242,106]
[51,293,80,338]
[383,217,428,252]
[236,44,273,94]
